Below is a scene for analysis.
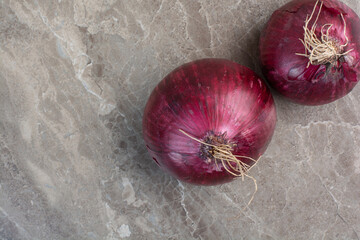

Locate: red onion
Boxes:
[142,59,276,185]
[260,0,360,105]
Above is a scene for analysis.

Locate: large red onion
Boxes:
[142,59,276,185]
[260,0,360,105]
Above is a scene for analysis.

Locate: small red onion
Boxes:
[260,0,360,105]
[142,59,276,185]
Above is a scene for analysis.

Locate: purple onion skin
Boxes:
[142,59,276,186]
[260,0,360,105]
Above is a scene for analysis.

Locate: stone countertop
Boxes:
[1,0,359,239]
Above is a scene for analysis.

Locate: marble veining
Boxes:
[0,0,360,239]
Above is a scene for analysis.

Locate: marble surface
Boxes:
[0,0,360,239]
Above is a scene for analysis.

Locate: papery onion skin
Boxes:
[260,0,360,105]
[142,59,276,186]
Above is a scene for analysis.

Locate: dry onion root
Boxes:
[296,0,353,67]
[179,129,258,208]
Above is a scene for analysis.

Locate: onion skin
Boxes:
[260,0,360,105]
[142,59,276,185]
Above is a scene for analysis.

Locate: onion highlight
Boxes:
[142,59,276,186]
[260,0,360,105]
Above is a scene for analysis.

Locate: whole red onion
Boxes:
[260,0,360,105]
[142,59,276,185]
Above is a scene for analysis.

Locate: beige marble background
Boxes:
[0,0,360,239]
